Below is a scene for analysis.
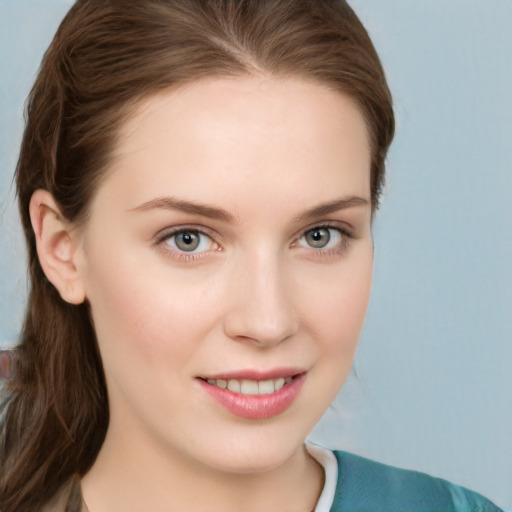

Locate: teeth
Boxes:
[207,377,293,395]
[258,379,275,394]
[227,379,241,393]
[274,377,285,391]
[240,380,259,395]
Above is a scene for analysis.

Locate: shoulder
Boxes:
[331,450,503,512]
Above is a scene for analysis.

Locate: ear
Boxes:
[29,189,86,305]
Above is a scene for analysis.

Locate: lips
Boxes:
[197,370,306,420]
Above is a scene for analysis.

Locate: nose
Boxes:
[223,253,299,347]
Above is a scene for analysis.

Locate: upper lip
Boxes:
[198,367,306,381]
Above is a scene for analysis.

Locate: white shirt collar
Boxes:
[305,442,338,512]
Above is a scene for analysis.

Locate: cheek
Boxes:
[305,253,372,345]
[288,248,373,424]
[300,248,373,389]
[83,253,219,375]
[330,266,372,343]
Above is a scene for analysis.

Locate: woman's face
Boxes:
[77,76,373,472]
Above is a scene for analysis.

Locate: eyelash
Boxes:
[154,225,219,262]
[296,224,353,257]
[154,223,353,262]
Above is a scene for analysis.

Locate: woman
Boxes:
[0,1,504,511]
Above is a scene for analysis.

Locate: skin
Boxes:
[31,76,373,511]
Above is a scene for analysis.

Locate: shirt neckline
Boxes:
[305,442,338,512]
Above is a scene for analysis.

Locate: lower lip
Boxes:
[198,374,306,420]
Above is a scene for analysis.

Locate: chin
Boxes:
[206,451,296,475]
[192,427,308,475]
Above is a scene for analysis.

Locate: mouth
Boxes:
[199,376,296,396]
[196,371,306,420]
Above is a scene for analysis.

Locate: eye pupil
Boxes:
[175,231,200,251]
[182,233,193,244]
[306,228,330,248]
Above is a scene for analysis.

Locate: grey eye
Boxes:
[304,228,331,248]
[171,231,202,252]
[161,228,216,256]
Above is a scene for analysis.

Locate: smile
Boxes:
[198,372,306,419]
[205,377,293,396]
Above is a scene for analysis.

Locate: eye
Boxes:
[300,226,345,250]
[164,229,214,253]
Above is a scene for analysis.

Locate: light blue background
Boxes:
[1,1,510,509]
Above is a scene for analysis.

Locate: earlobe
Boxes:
[29,190,86,305]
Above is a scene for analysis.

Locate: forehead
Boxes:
[95,76,371,217]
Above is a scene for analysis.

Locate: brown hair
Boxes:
[0,1,394,510]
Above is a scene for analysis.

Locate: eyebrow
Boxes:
[129,197,237,223]
[291,196,370,224]
[129,195,369,224]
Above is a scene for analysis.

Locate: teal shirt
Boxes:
[330,451,503,512]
